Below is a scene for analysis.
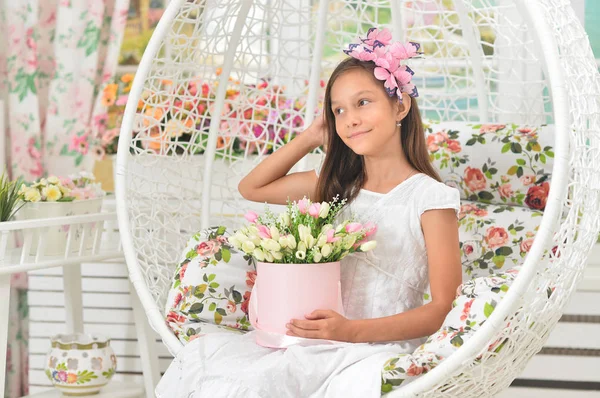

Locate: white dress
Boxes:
[156,173,460,398]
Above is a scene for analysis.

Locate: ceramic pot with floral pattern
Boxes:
[45,333,116,395]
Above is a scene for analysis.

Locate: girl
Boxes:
[157,28,461,397]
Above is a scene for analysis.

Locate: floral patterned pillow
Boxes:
[424,121,554,211]
[457,200,546,280]
[381,268,521,393]
[164,226,256,344]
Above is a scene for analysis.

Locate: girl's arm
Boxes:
[287,208,461,343]
[238,116,326,205]
[352,208,462,342]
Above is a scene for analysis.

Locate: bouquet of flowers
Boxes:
[19,171,105,203]
[229,196,377,264]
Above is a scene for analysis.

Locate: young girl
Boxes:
[157,28,461,397]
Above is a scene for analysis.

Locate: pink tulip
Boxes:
[326,229,340,243]
[364,222,378,237]
[298,198,310,214]
[345,222,363,234]
[244,211,259,224]
[257,225,271,239]
[308,203,321,218]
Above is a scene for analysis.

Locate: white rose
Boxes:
[47,176,60,185]
[253,248,265,261]
[359,241,377,252]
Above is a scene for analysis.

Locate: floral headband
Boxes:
[343,28,421,102]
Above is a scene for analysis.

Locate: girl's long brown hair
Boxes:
[315,57,441,203]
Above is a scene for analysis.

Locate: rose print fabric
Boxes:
[424,121,554,210]
[0,2,129,396]
[164,226,256,344]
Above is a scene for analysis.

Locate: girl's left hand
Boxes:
[286,310,356,342]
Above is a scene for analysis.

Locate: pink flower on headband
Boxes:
[343,27,421,102]
[345,44,377,62]
[362,28,393,46]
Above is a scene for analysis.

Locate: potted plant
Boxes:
[228,196,377,348]
[17,171,106,256]
[0,171,25,222]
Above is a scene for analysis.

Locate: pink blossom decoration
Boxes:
[244,211,259,224]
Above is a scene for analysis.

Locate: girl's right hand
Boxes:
[304,113,327,150]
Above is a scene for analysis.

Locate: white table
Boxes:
[0,210,160,398]
[22,381,144,397]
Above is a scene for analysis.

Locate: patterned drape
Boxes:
[0,0,129,396]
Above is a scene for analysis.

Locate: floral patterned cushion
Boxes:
[457,200,544,280]
[381,268,521,393]
[164,226,256,344]
[424,121,554,210]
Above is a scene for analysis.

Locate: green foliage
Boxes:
[0,172,25,222]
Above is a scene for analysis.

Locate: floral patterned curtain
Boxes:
[0,0,129,396]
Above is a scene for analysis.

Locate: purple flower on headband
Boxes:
[344,27,421,102]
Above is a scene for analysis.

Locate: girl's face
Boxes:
[330,68,405,156]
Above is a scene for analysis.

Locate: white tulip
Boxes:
[313,252,322,263]
[272,251,283,260]
[269,226,280,241]
[316,234,328,248]
[318,202,330,218]
[241,241,256,254]
[335,222,347,233]
[253,248,265,261]
[343,235,357,250]
[287,234,297,249]
[278,236,288,249]
[303,234,315,249]
[321,224,333,233]
[321,244,332,257]
[360,241,377,252]
[278,212,290,227]
[261,239,281,252]
[298,224,309,242]
[297,241,307,254]
[264,251,274,263]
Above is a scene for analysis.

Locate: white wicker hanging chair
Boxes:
[115,0,600,396]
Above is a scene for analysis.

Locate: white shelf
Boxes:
[22,381,144,398]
